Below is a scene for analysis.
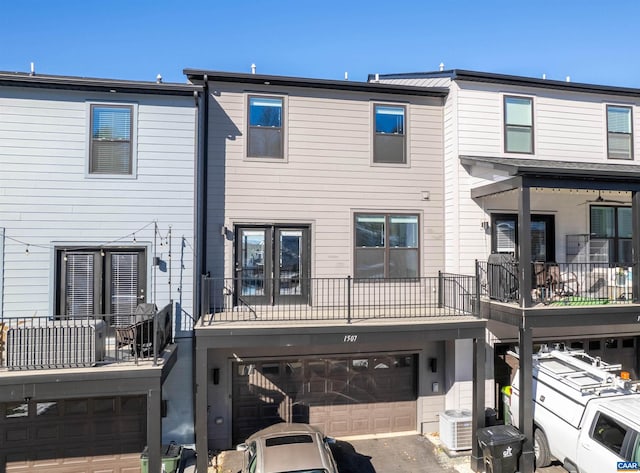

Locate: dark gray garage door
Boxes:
[0,396,146,473]
[232,354,417,443]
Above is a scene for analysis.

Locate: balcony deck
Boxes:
[198,274,479,328]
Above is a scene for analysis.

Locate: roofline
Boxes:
[0,71,201,96]
[183,69,449,98]
[375,69,640,98]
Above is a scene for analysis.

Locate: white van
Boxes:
[508,349,640,473]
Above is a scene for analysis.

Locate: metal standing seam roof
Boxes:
[0,71,201,96]
[373,69,640,98]
[460,155,640,181]
[183,68,449,98]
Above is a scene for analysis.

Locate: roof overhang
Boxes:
[461,156,640,199]
[0,71,201,96]
[184,69,449,98]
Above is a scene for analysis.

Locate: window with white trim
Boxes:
[89,104,135,175]
[504,96,533,154]
[607,105,633,160]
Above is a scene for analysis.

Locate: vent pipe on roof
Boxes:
[374,73,379,82]
[251,63,256,74]
[156,74,162,84]
[439,62,444,72]
[566,76,571,82]
[344,71,348,80]
[30,62,35,76]
[542,73,546,80]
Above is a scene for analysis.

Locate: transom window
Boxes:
[354,214,419,278]
[504,96,533,154]
[89,104,134,175]
[607,105,633,160]
[248,96,284,159]
[373,104,406,164]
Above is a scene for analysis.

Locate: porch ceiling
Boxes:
[461,156,640,199]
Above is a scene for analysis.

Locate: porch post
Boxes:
[147,383,162,473]
[470,334,486,472]
[195,341,210,473]
[518,325,534,473]
[632,191,640,303]
[518,185,532,308]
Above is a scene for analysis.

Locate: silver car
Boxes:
[236,423,339,473]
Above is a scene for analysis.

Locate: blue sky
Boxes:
[2,0,640,87]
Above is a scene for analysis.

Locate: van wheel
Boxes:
[534,428,551,468]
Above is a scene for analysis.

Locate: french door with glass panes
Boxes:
[57,248,146,318]
[235,226,310,305]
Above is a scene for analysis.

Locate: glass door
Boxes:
[236,228,271,305]
[275,228,309,304]
[236,226,310,305]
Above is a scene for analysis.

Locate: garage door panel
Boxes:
[1,396,146,473]
[233,354,417,443]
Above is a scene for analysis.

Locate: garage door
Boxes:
[232,354,417,443]
[0,396,146,473]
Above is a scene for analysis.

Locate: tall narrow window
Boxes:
[590,206,631,263]
[607,105,633,160]
[374,105,406,164]
[504,96,533,154]
[354,214,419,278]
[89,104,134,174]
[248,96,283,158]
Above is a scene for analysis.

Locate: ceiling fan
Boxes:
[578,191,628,205]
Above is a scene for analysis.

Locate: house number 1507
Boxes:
[343,335,358,343]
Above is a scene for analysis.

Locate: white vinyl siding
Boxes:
[0,88,196,322]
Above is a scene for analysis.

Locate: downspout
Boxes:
[193,75,208,458]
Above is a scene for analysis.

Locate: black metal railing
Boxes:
[478,259,636,306]
[0,303,173,370]
[200,274,477,323]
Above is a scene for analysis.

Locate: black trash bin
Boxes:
[477,424,525,473]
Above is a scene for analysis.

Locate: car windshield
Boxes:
[265,435,314,447]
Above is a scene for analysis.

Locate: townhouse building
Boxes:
[375,69,640,472]
[185,69,487,473]
[0,71,200,473]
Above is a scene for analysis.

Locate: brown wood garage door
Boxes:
[232,354,417,443]
[0,396,146,473]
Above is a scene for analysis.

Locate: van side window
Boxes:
[592,412,627,456]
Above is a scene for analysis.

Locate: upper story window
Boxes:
[607,105,633,160]
[248,96,284,159]
[504,96,533,154]
[373,104,406,164]
[89,104,135,175]
[354,213,419,278]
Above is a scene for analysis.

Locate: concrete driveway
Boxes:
[205,433,569,473]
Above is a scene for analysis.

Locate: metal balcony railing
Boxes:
[200,274,477,324]
[0,303,173,370]
[477,259,636,306]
